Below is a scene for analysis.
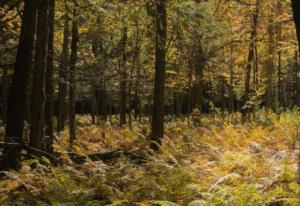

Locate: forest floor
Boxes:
[0,111,300,206]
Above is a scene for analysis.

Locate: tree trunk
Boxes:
[292,0,300,53]
[30,0,49,150]
[69,10,79,144]
[57,1,70,132]
[242,0,259,121]
[1,65,7,124]
[119,27,128,126]
[150,0,167,150]
[45,0,55,152]
[276,1,283,108]
[229,45,234,113]
[1,0,38,170]
[295,51,300,107]
[265,12,275,109]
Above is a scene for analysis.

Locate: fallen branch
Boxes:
[69,149,147,164]
[0,141,60,165]
[0,141,147,166]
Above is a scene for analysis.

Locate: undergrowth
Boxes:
[0,110,299,206]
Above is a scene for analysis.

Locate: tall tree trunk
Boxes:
[69,10,79,144]
[275,0,283,108]
[229,45,234,113]
[119,27,128,126]
[150,0,167,150]
[45,0,55,152]
[57,1,70,132]
[291,0,300,184]
[295,51,300,106]
[242,0,259,120]
[292,1,300,107]
[30,0,49,150]
[265,12,275,109]
[1,65,7,124]
[1,0,38,170]
[292,0,300,53]
[91,85,97,124]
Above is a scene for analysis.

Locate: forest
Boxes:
[0,0,300,205]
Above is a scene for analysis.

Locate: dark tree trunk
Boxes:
[275,1,283,108]
[91,85,97,124]
[292,0,300,53]
[45,0,55,152]
[30,0,49,150]
[220,76,226,117]
[229,45,234,113]
[1,65,7,124]
[1,0,38,170]
[150,0,167,150]
[265,13,275,109]
[69,11,79,144]
[57,2,70,132]
[242,0,259,121]
[295,51,298,106]
[292,0,300,107]
[119,27,128,126]
[291,0,300,185]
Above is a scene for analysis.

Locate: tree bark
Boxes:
[265,12,275,109]
[292,0,300,53]
[69,10,79,144]
[45,0,55,152]
[229,45,234,113]
[30,0,49,150]
[1,65,7,124]
[242,0,259,121]
[57,1,70,132]
[1,0,38,170]
[150,0,167,150]
[119,27,128,126]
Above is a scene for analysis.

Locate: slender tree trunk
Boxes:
[220,76,226,117]
[119,27,128,126]
[150,0,167,150]
[30,0,49,150]
[291,0,300,185]
[69,10,79,144]
[277,3,284,108]
[229,45,234,113]
[295,51,300,107]
[187,60,193,126]
[1,0,38,170]
[45,0,55,152]
[57,1,70,132]
[292,0,300,54]
[292,1,300,107]
[91,85,97,124]
[242,0,259,121]
[2,65,7,124]
[265,12,275,109]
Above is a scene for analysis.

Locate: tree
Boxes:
[1,0,38,170]
[292,0,300,52]
[242,0,259,121]
[57,1,70,132]
[150,0,167,150]
[45,0,55,152]
[119,27,128,126]
[30,0,49,150]
[69,9,79,143]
